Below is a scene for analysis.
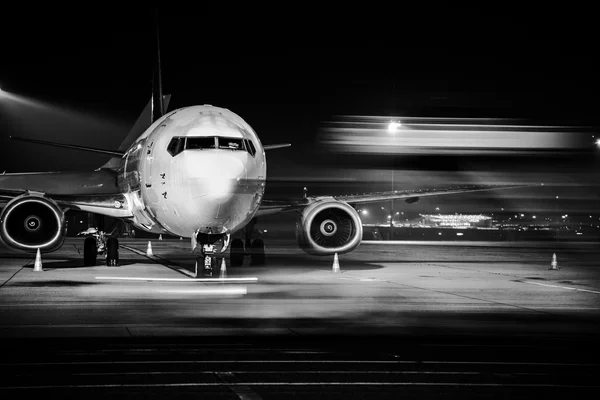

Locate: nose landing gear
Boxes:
[193,232,231,277]
[201,244,216,276]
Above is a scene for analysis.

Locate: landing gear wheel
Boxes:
[250,238,265,266]
[106,237,119,266]
[230,238,245,267]
[203,255,215,276]
[83,237,97,266]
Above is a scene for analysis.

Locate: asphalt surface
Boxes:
[1,237,599,398]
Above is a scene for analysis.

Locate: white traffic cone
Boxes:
[332,253,340,273]
[146,241,153,256]
[220,258,227,278]
[180,237,183,240]
[549,253,559,270]
[33,248,43,272]
[159,234,163,240]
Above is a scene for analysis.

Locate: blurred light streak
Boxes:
[0,89,99,120]
[319,115,597,155]
[0,89,128,152]
[388,121,401,132]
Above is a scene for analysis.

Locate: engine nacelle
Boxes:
[296,198,363,256]
[0,194,66,253]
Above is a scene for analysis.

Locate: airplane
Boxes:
[0,23,533,274]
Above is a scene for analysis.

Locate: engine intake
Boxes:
[296,199,363,255]
[0,194,66,253]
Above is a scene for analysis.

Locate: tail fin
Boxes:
[152,8,165,123]
[100,94,171,170]
[100,10,169,170]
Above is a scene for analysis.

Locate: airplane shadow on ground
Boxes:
[25,258,140,270]
[256,255,384,271]
[8,280,100,287]
[150,252,386,272]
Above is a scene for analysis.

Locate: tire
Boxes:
[106,237,119,266]
[250,238,265,266]
[230,238,245,267]
[83,237,97,266]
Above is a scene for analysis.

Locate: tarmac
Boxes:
[1,237,599,339]
[1,238,599,397]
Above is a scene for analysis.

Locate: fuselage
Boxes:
[117,105,266,238]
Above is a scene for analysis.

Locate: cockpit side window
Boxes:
[167,137,185,156]
[218,137,245,151]
[187,137,217,150]
[245,139,256,156]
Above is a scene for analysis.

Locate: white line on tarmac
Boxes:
[157,287,247,295]
[95,276,258,283]
[522,281,600,294]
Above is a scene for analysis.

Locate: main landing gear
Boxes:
[79,228,119,267]
[229,218,265,267]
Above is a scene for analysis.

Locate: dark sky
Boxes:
[1,7,599,212]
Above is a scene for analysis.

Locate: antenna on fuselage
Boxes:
[151,8,165,124]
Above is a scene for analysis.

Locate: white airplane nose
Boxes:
[186,153,246,202]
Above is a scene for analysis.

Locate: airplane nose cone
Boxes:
[186,153,246,202]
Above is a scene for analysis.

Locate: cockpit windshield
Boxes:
[167,136,257,157]
[186,137,216,150]
[218,137,244,150]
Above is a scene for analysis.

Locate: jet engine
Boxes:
[0,194,66,253]
[296,198,363,256]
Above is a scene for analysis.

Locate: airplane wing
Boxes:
[255,183,538,217]
[332,184,536,205]
[0,171,132,218]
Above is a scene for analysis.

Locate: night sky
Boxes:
[1,7,599,213]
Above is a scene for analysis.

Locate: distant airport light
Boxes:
[596,138,600,147]
[388,121,401,133]
[361,209,368,215]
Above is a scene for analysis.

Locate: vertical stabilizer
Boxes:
[152,9,165,123]
[99,94,171,170]
[100,10,170,170]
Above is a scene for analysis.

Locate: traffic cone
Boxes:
[159,234,163,240]
[146,241,153,256]
[332,253,340,273]
[220,258,227,278]
[549,253,559,270]
[33,248,43,272]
